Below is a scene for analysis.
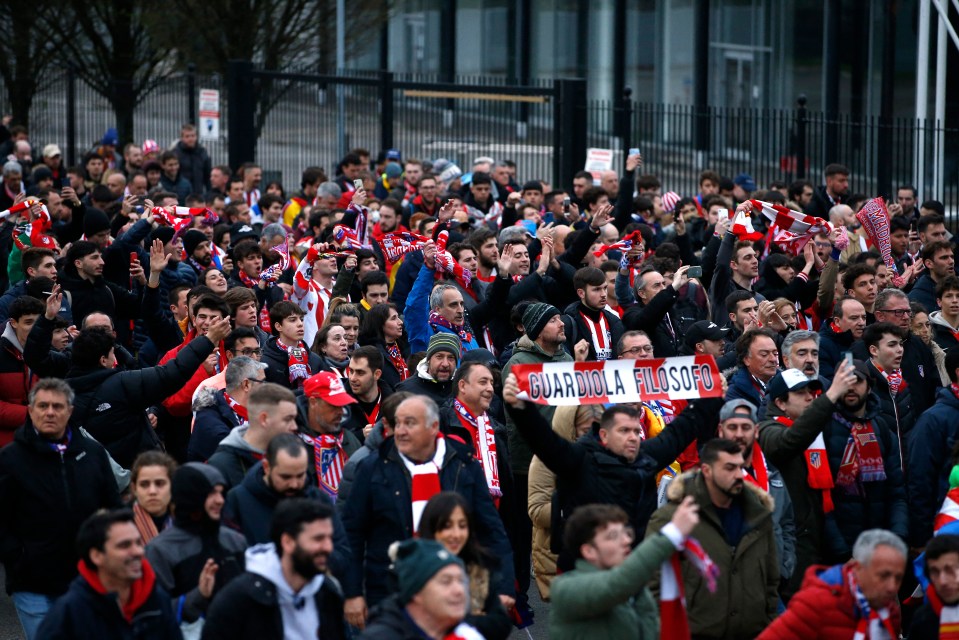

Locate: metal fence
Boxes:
[2,67,957,214]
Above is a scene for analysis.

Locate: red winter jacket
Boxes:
[0,335,37,446]
[756,564,901,640]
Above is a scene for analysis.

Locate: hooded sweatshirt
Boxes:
[245,543,326,640]
[207,424,265,488]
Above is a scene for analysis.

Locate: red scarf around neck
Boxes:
[223,390,248,421]
[77,559,156,622]
[743,443,769,492]
[275,338,311,386]
[386,342,410,381]
[452,399,502,500]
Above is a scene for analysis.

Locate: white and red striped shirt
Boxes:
[292,256,333,348]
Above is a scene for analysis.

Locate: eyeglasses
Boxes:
[877,308,910,317]
[621,345,654,356]
[237,348,262,357]
[245,377,264,385]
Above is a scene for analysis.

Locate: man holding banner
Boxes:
[502,353,725,566]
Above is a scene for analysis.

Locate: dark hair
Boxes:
[925,534,959,573]
[452,361,492,395]
[636,174,661,191]
[312,323,340,355]
[72,327,116,369]
[168,284,191,307]
[852,250,881,265]
[350,345,384,372]
[936,276,959,300]
[700,437,744,466]
[131,451,177,487]
[582,187,608,209]
[359,302,399,344]
[66,240,100,268]
[921,240,954,263]
[380,391,412,428]
[258,193,283,212]
[9,295,43,321]
[564,504,630,559]
[269,497,334,550]
[380,198,402,215]
[573,266,606,292]
[861,321,908,350]
[918,213,945,235]
[842,263,877,292]
[921,200,946,216]
[418,492,491,567]
[889,216,911,234]
[699,170,720,186]
[824,163,850,178]
[77,509,137,570]
[599,405,639,434]
[946,347,959,384]
[270,300,305,334]
[193,294,229,319]
[223,286,257,315]
[735,328,777,367]
[787,180,813,201]
[22,247,55,277]
[225,327,257,353]
[448,242,476,263]
[470,172,491,187]
[725,290,756,315]
[266,432,307,467]
[233,239,262,263]
[468,227,496,252]
[360,270,389,294]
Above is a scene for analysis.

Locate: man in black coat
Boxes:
[172,124,212,194]
[802,163,849,219]
[502,371,724,557]
[396,332,458,404]
[0,379,121,639]
[340,394,514,630]
[36,510,180,640]
[622,265,690,357]
[65,314,232,468]
[203,498,346,640]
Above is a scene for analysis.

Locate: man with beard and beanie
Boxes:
[359,538,484,640]
[396,333,460,404]
[565,266,624,361]
[182,229,214,278]
[717,399,797,586]
[647,438,779,639]
[203,498,346,640]
[145,462,247,626]
[36,509,181,640]
[222,433,352,580]
[757,529,906,640]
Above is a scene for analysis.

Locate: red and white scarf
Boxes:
[442,623,485,640]
[743,443,769,492]
[244,188,260,207]
[851,570,897,639]
[872,361,903,396]
[579,309,612,360]
[399,436,446,531]
[660,536,719,640]
[453,399,502,499]
[774,416,835,512]
[386,343,410,381]
[275,338,311,386]
[928,585,959,639]
[223,390,248,422]
[833,414,887,497]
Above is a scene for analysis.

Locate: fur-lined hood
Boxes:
[665,470,775,513]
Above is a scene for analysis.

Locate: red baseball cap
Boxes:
[303,371,356,406]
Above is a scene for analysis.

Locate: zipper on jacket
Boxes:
[59,450,73,512]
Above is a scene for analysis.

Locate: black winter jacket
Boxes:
[0,420,121,595]
[188,389,243,463]
[261,336,322,390]
[35,566,180,640]
[506,397,723,551]
[340,438,514,606]
[66,335,215,468]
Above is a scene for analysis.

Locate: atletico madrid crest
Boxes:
[809,452,821,468]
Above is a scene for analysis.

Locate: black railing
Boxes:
[2,68,956,215]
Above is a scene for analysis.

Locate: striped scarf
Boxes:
[275,338,311,386]
[399,436,446,532]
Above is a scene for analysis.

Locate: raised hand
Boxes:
[149,239,171,274]
[45,284,63,320]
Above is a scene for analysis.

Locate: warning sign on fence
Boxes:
[199,89,220,140]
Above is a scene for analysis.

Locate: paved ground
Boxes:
[0,565,550,639]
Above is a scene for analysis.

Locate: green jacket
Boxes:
[757,392,837,596]
[502,335,573,475]
[647,471,778,640]
[549,531,675,640]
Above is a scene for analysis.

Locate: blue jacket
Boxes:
[726,366,766,408]
[0,280,73,325]
[908,273,939,313]
[222,463,352,581]
[907,387,959,545]
[817,321,856,381]
[188,389,243,462]
[340,437,514,606]
[404,263,478,354]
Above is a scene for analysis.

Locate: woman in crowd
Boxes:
[311,324,350,378]
[325,301,361,353]
[911,301,949,384]
[418,492,512,640]
[130,450,177,544]
[202,267,229,295]
[528,404,604,600]
[358,302,409,389]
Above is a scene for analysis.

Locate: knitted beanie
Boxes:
[522,303,561,340]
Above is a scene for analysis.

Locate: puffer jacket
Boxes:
[647,471,778,639]
[501,335,573,476]
[528,404,581,600]
[757,563,901,640]
[907,386,959,545]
